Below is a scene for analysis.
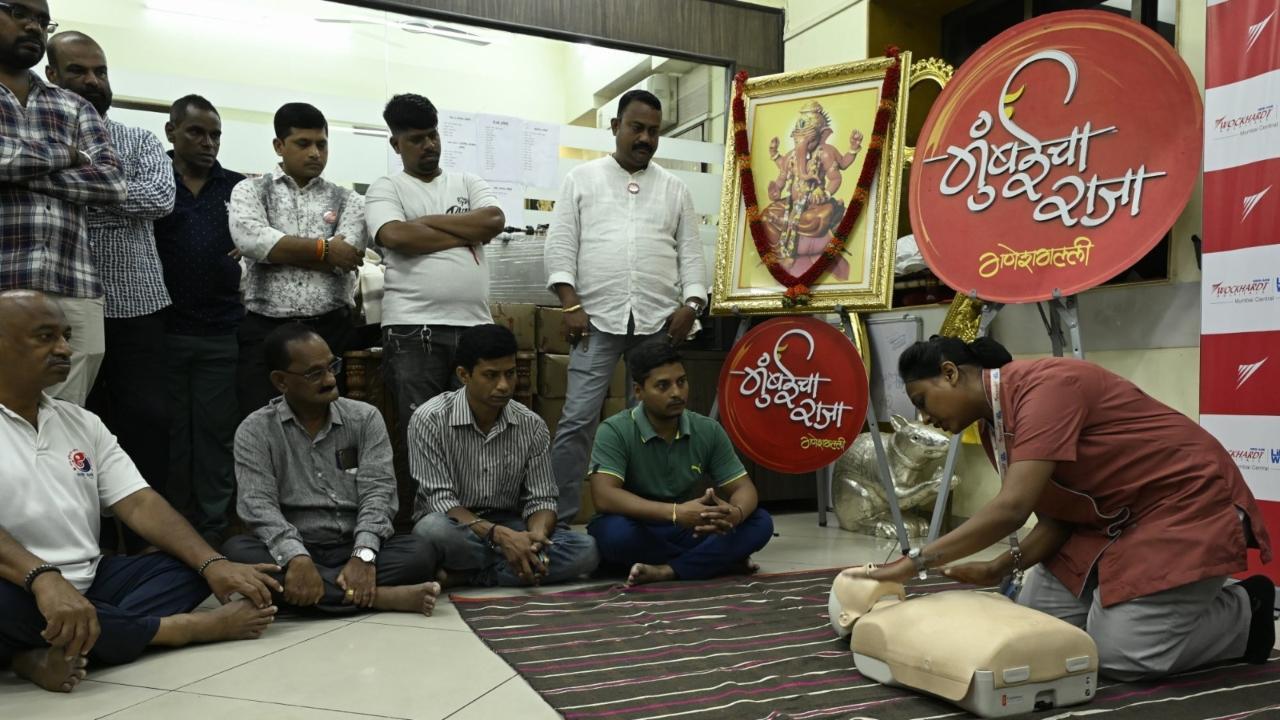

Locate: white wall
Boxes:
[784,0,869,72]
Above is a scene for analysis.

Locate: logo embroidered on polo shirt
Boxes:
[68,450,93,475]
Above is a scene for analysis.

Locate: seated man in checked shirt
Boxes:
[224,323,440,615]
[411,325,599,587]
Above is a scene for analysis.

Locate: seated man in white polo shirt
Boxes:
[0,291,283,693]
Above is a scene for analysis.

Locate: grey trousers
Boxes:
[412,512,600,587]
[549,324,660,519]
[222,534,438,614]
[1016,564,1251,681]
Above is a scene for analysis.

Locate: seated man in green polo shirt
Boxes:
[587,341,773,585]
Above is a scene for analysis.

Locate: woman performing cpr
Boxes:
[864,336,1274,680]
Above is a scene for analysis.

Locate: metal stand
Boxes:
[837,306,912,555]
[923,292,1083,544]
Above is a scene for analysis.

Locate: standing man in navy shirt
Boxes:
[154,95,246,545]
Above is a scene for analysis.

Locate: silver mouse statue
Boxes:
[832,415,961,538]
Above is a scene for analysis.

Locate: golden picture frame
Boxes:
[711,53,912,316]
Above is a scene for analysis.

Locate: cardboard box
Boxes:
[607,359,628,398]
[601,396,627,420]
[537,353,570,399]
[491,303,537,351]
[515,351,537,397]
[536,306,572,355]
[533,396,566,438]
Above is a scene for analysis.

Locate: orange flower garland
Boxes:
[732,48,902,307]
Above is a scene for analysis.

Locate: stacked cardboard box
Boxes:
[491,303,538,407]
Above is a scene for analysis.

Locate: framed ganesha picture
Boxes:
[711,54,911,315]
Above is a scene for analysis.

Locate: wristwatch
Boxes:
[907,547,928,578]
[352,547,377,564]
[684,298,705,316]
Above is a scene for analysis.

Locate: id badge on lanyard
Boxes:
[988,368,1026,599]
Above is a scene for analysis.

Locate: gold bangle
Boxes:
[563,304,582,313]
[671,502,677,525]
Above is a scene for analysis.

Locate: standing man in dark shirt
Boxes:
[153,95,246,545]
[46,32,177,554]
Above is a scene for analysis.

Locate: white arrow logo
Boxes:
[1242,186,1271,222]
[1248,12,1275,53]
[1237,358,1268,390]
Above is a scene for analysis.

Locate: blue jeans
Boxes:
[382,325,465,452]
[412,512,599,587]
[549,324,661,519]
[588,509,775,580]
[0,554,210,666]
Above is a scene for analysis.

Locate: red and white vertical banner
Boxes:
[1202,0,1280,582]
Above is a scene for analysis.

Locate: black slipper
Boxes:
[1239,575,1276,664]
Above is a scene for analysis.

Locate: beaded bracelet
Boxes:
[24,564,61,593]
[198,555,228,577]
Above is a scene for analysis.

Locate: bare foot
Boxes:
[12,646,88,692]
[373,582,441,616]
[730,558,761,576]
[154,599,277,646]
[626,563,677,587]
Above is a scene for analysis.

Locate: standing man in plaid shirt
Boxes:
[46,32,176,554]
[0,0,125,405]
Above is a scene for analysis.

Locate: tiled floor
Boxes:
[1,513,1276,719]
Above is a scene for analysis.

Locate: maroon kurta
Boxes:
[980,358,1272,607]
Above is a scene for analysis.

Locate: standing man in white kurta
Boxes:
[364,93,505,471]
[542,90,709,521]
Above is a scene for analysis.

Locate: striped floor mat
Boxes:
[454,568,1280,720]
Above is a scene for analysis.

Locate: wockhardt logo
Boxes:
[1242,186,1271,222]
[1215,105,1275,133]
[1210,278,1274,300]
[1237,357,1268,389]
[1247,11,1276,53]
[1228,447,1280,468]
[1229,447,1266,463]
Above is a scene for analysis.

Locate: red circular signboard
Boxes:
[909,10,1202,304]
[718,317,868,474]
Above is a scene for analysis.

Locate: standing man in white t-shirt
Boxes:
[0,290,282,693]
[543,90,709,520]
[364,94,505,466]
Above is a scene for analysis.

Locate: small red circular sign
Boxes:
[909,10,1202,304]
[718,317,868,474]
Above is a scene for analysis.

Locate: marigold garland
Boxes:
[733,48,901,307]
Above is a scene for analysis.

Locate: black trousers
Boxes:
[221,534,437,614]
[0,554,209,666]
[88,312,171,554]
[235,307,353,418]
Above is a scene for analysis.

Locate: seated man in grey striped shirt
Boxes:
[410,325,599,587]
[225,323,441,615]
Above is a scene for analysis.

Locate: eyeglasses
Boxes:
[282,357,343,385]
[0,2,58,34]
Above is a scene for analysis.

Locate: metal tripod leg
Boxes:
[1052,290,1085,359]
[838,307,911,554]
[926,300,1003,544]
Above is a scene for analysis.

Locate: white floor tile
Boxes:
[0,678,161,720]
[445,676,559,720]
[182,622,514,720]
[88,615,352,690]
[101,691,402,719]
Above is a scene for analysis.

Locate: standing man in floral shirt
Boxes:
[229,102,367,416]
[45,33,176,554]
